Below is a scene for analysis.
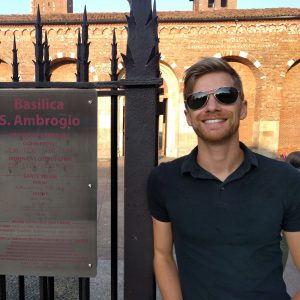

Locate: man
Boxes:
[148,57,300,300]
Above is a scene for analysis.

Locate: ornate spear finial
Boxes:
[110,29,119,81]
[33,4,44,81]
[152,0,160,77]
[80,6,90,82]
[11,34,19,82]
[43,31,51,81]
[76,29,81,82]
[82,6,88,44]
[121,0,160,79]
[153,0,157,17]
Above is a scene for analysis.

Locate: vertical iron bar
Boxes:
[39,277,54,300]
[47,277,54,300]
[79,278,90,300]
[77,7,91,300]
[11,41,23,290]
[42,44,52,300]
[123,0,160,299]
[39,277,48,300]
[33,7,51,298]
[35,7,48,299]
[124,88,158,300]
[0,275,6,300]
[18,276,25,300]
[11,34,19,82]
[110,29,119,300]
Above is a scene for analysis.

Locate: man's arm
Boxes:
[152,217,183,300]
[284,231,300,300]
[285,231,300,271]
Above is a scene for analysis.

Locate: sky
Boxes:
[0,0,299,14]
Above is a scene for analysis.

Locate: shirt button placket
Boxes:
[217,184,225,203]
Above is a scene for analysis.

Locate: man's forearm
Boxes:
[154,255,183,300]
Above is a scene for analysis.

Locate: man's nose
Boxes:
[205,94,220,111]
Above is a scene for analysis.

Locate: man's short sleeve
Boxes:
[282,171,300,232]
[147,166,170,222]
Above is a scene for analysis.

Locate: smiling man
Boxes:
[148,57,300,300]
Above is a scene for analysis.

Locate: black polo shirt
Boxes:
[148,143,300,300]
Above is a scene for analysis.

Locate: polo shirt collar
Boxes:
[181,142,258,181]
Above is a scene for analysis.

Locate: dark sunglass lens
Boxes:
[215,87,238,104]
[187,93,207,110]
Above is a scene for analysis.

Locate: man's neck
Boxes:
[196,139,244,182]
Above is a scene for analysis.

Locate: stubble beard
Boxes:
[192,120,240,145]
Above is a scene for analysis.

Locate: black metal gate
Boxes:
[0,0,162,299]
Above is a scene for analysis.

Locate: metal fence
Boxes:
[0,0,162,299]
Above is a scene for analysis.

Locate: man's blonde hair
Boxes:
[183,57,244,101]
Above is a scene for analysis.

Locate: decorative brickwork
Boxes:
[0,7,299,158]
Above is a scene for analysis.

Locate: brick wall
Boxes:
[0,9,299,158]
[278,62,300,156]
[157,18,300,156]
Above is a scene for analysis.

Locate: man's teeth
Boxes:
[204,119,224,124]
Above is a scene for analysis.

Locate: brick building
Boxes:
[0,0,299,159]
[30,0,73,14]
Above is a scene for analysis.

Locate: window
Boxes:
[208,0,215,8]
[221,0,227,7]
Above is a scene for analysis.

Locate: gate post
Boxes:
[123,0,161,299]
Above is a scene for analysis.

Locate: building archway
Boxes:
[113,62,181,158]
[278,59,300,156]
[50,58,77,81]
[160,62,180,157]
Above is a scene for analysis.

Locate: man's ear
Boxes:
[240,100,247,120]
[184,108,192,126]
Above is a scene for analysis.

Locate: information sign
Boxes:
[0,89,97,277]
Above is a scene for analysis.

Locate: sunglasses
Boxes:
[185,86,239,110]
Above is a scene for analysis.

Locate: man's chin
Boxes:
[193,129,238,145]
